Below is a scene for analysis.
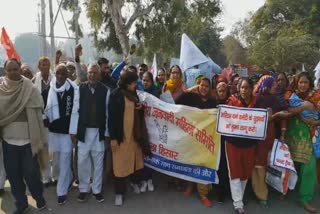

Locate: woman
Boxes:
[276,72,289,104]
[229,73,240,96]
[225,77,257,214]
[140,71,156,192]
[215,82,231,203]
[142,71,158,97]
[162,65,187,101]
[285,72,320,213]
[212,74,228,96]
[252,76,289,207]
[175,77,216,208]
[155,68,166,93]
[108,70,152,206]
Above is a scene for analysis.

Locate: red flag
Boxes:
[1,27,21,62]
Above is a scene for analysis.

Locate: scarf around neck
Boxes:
[165,78,182,94]
[45,78,80,134]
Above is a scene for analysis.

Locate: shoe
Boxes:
[140,181,147,193]
[36,198,46,211]
[51,180,58,186]
[200,197,212,208]
[73,179,79,187]
[259,200,269,208]
[217,195,225,204]
[14,205,29,214]
[77,192,88,202]
[43,182,51,188]
[58,195,67,205]
[93,193,105,203]
[130,183,140,194]
[235,208,245,214]
[0,189,5,197]
[184,185,193,196]
[115,194,123,206]
[147,179,154,192]
[302,203,316,213]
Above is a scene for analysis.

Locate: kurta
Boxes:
[112,97,144,177]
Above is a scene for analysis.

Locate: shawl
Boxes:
[45,78,80,134]
[0,76,48,168]
[121,89,152,157]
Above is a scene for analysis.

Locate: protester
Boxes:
[276,72,289,106]
[0,58,47,213]
[176,77,216,208]
[229,73,240,96]
[108,70,151,206]
[285,72,320,213]
[45,64,79,205]
[138,63,148,80]
[97,57,116,89]
[162,65,187,101]
[225,77,257,214]
[155,68,166,93]
[21,64,34,80]
[32,57,57,188]
[215,81,231,203]
[76,63,110,203]
[33,57,54,107]
[140,71,156,192]
[66,61,77,81]
[142,71,158,97]
[252,75,289,208]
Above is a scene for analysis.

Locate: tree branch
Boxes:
[125,3,154,30]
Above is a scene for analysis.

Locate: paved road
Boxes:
[0,173,319,214]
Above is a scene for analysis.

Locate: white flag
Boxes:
[179,33,208,71]
[150,54,158,80]
[314,60,320,87]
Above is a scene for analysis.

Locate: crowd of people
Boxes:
[0,44,320,214]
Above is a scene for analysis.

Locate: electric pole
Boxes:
[40,0,47,56]
[74,0,80,44]
[49,0,55,67]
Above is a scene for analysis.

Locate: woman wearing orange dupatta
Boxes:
[162,65,187,102]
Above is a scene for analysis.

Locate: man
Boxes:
[97,57,117,89]
[66,61,77,81]
[33,57,54,107]
[33,57,57,187]
[77,63,110,203]
[138,63,148,80]
[0,58,47,213]
[45,64,79,205]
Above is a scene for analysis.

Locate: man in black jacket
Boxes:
[76,63,110,203]
[45,64,79,205]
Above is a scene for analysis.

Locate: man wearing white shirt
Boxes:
[45,64,80,205]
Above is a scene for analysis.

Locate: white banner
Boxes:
[138,91,221,184]
[216,105,268,140]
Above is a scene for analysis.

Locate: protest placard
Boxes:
[216,105,268,140]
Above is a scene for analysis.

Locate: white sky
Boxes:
[0,0,265,41]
